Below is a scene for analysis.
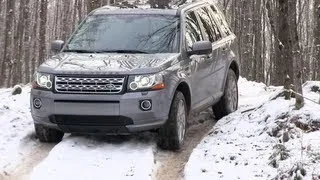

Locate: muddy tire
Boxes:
[35,124,64,143]
[213,70,238,120]
[158,91,187,150]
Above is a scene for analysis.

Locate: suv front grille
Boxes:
[55,76,125,94]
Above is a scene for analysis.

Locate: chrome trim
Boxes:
[55,76,125,94]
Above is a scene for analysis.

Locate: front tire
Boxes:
[213,70,238,120]
[157,91,187,150]
[34,124,64,143]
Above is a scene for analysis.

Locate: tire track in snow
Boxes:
[154,109,216,180]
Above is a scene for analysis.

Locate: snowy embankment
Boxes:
[0,86,35,177]
[185,79,320,179]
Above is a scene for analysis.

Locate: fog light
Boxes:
[140,100,152,111]
[33,98,42,109]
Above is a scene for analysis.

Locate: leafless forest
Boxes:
[0,0,319,88]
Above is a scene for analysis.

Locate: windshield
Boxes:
[65,14,180,54]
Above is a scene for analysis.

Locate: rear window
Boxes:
[209,5,232,36]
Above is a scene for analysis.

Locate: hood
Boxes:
[38,53,180,75]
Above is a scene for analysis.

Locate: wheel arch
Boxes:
[221,60,239,94]
[172,81,191,114]
[229,60,240,80]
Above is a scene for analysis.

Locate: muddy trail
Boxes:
[154,109,216,180]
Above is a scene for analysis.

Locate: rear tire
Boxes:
[34,124,64,143]
[213,70,238,120]
[157,91,187,150]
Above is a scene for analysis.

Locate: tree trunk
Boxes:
[38,0,48,66]
[61,0,71,41]
[78,0,84,24]
[288,0,304,109]
[274,0,294,86]
[30,0,40,76]
[315,0,320,80]
[1,0,15,87]
[13,0,27,85]
[253,0,263,82]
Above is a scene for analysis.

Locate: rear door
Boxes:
[208,4,236,94]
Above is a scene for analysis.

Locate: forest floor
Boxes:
[0,78,319,180]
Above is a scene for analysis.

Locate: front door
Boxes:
[185,9,216,108]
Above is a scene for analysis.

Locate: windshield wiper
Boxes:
[63,49,99,53]
[98,50,150,54]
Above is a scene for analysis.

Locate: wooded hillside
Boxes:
[0,0,319,87]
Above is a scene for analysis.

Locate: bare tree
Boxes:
[12,0,27,85]
[0,0,318,88]
[287,0,304,109]
[1,0,15,87]
[315,0,320,80]
[38,0,48,66]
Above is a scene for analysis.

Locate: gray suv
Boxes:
[31,1,239,150]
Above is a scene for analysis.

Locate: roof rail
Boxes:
[98,1,139,10]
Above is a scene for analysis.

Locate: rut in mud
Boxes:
[154,109,216,180]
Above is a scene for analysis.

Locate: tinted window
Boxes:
[209,5,231,36]
[185,11,203,50]
[197,7,222,42]
[65,15,180,53]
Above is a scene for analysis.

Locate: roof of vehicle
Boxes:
[91,1,216,16]
[92,7,179,16]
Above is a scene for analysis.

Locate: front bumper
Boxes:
[31,89,170,134]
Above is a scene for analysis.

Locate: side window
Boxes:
[185,11,203,50]
[197,7,222,42]
[209,5,231,36]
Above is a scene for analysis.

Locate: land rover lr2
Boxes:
[31,1,239,150]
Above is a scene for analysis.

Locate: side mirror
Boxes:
[51,40,65,53]
[188,41,212,55]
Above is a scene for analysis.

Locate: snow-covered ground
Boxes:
[0,86,156,180]
[1,78,320,180]
[185,79,320,180]
[0,86,35,177]
[30,135,155,180]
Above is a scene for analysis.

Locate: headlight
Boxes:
[128,74,165,91]
[33,72,53,90]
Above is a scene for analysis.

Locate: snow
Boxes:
[238,77,282,109]
[185,78,320,179]
[1,77,320,179]
[30,136,155,180]
[0,86,35,176]
[0,86,155,180]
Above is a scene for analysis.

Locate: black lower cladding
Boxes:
[50,115,133,126]
[50,115,134,134]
